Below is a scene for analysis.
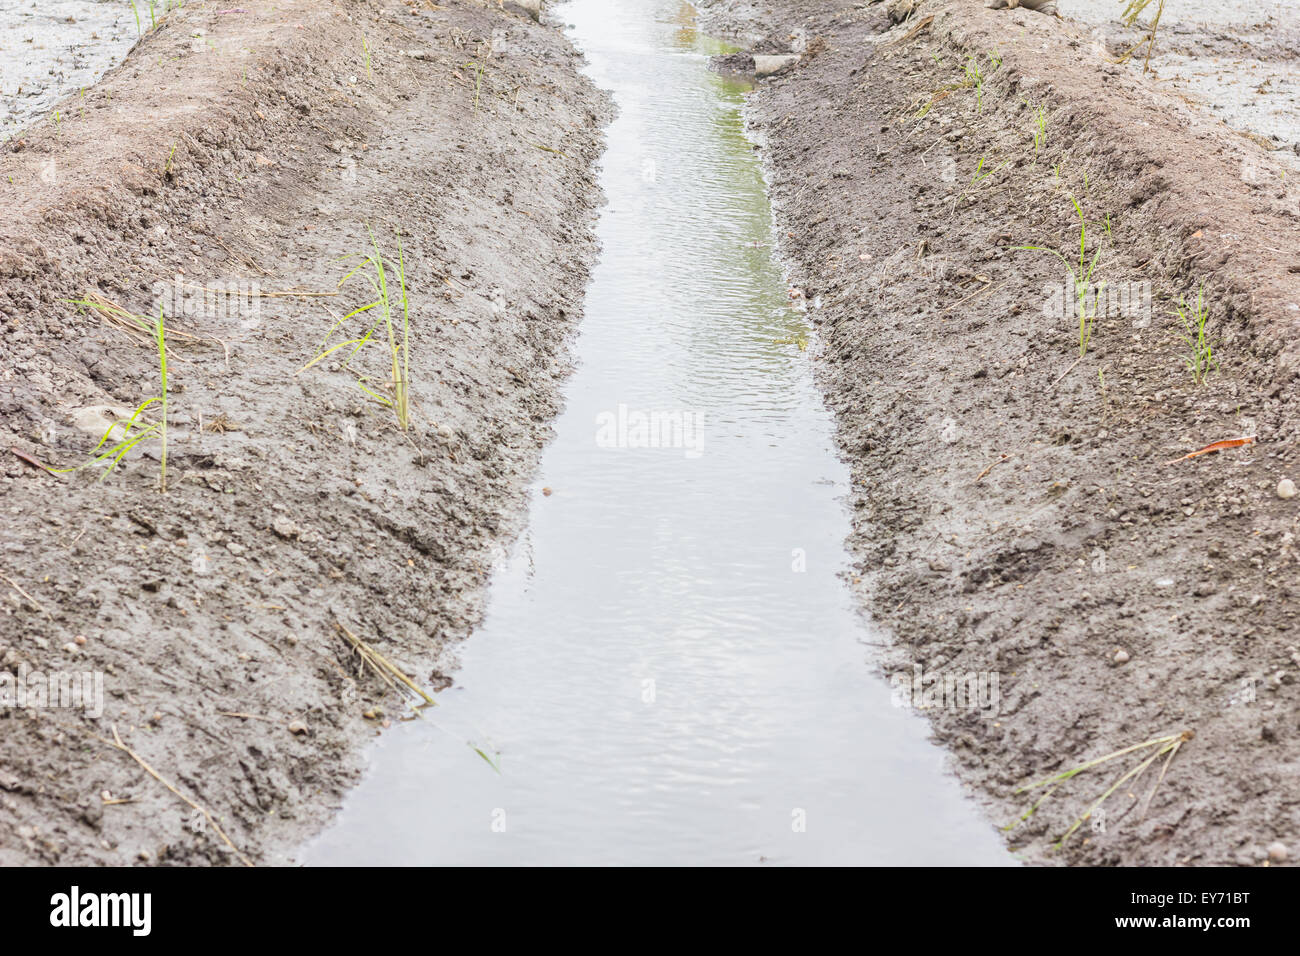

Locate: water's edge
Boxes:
[303,0,1012,866]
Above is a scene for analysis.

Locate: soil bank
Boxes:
[0,0,607,865]
[699,0,1300,865]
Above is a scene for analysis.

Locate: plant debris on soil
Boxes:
[0,0,607,865]
[699,0,1298,865]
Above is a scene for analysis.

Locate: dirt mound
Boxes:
[701,0,1299,865]
[0,0,607,865]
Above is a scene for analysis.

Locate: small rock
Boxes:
[503,0,541,21]
[272,516,300,539]
[1114,649,1130,664]
[542,487,553,497]
[226,541,246,555]
[755,54,800,78]
[74,635,87,646]
[137,849,150,862]
[1278,478,1297,499]
[287,720,308,736]
[1267,841,1288,862]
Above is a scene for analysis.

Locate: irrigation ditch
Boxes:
[0,0,1297,866]
[698,0,1300,865]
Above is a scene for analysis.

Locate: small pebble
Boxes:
[1114,649,1130,664]
[1278,478,1297,500]
[1267,841,1288,863]
[74,635,87,646]
[542,487,553,496]
[288,720,308,736]
[272,516,300,539]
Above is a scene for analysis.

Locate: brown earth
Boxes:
[699,0,1300,865]
[0,0,607,865]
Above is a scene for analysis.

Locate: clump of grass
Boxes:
[59,300,170,491]
[465,59,487,113]
[1009,730,1193,849]
[972,54,987,113]
[1173,282,1218,384]
[299,227,412,431]
[953,154,1009,211]
[1119,0,1166,73]
[132,0,184,36]
[1016,194,1105,358]
[964,54,994,113]
[334,618,436,708]
[1023,99,1048,159]
[915,50,1000,120]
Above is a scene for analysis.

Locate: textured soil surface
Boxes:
[0,0,606,865]
[1,0,139,138]
[699,0,1299,865]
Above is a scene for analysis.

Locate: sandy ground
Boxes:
[0,0,606,865]
[699,0,1299,865]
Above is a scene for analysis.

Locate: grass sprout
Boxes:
[1024,99,1048,158]
[466,59,486,113]
[299,227,412,431]
[964,52,1001,113]
[58,300,169,490]
[1173,282,1218,384]
[954,154,1010,210]
[1016,194,1105,357]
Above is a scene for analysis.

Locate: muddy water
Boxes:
[0,0,138,137]
[304,0,1012,866]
